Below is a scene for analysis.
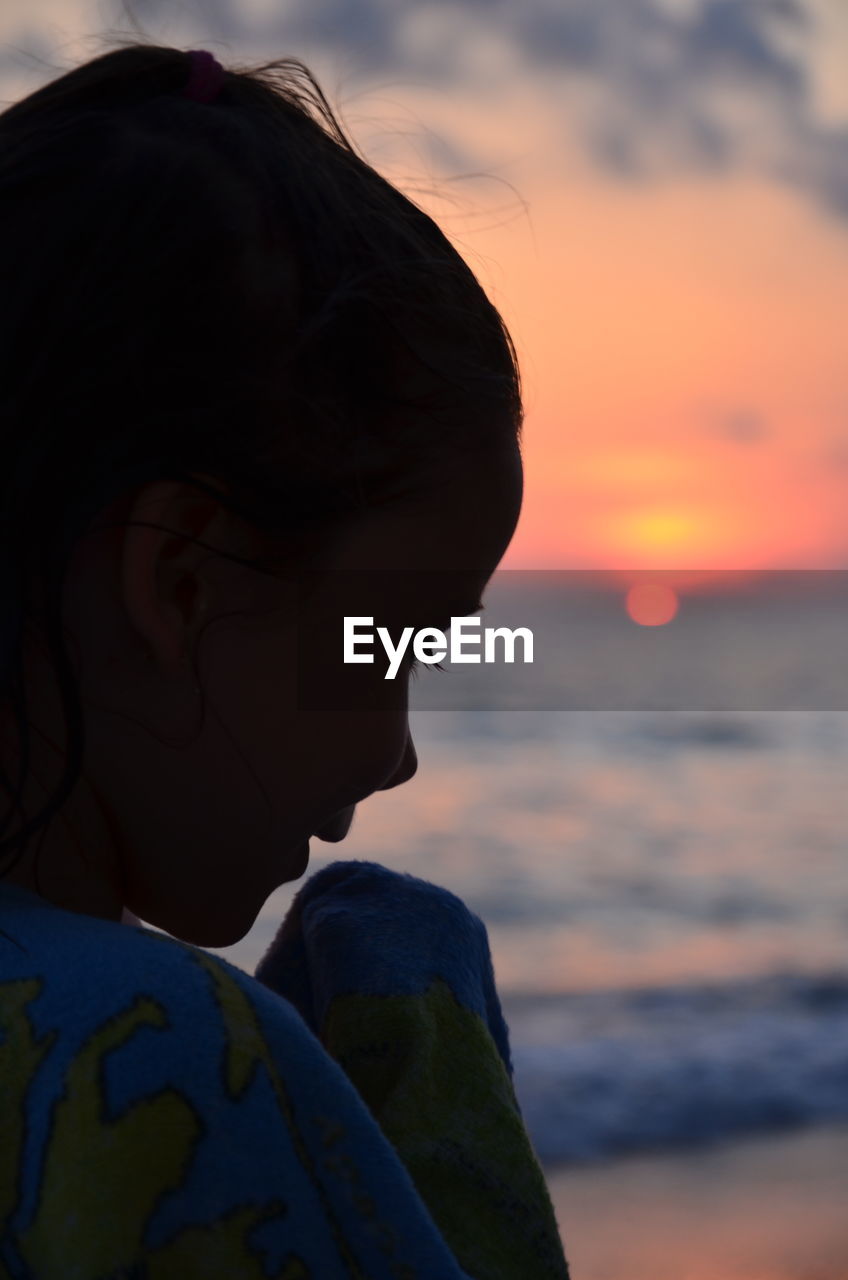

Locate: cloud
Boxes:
[521,0,848,221]
[1,0,846,221]
[717,409,770,443]
[190,0,848,220]
[821,437,848,469]
[698,405,771,443]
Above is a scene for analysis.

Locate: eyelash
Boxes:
[408,658,447,680]
[407,606,484,678]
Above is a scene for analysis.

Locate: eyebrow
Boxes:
[435,602,485,630]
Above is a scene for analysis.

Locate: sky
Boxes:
[1,0,846,573]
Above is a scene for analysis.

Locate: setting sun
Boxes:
[625,583,680,626]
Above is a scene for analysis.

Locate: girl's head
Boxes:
[0,43,522,944]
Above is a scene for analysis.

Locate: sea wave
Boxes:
[503,971,848,1166]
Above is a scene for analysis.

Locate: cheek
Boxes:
[203,605,409,817]
[298,704,410,805]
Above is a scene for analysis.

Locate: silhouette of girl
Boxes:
[0,45,569,1279]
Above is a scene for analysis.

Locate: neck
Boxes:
[0,745,124,924]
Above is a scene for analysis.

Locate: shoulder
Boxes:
[0,895,355,1229]
[0,891,322,1094]
[0,893,404,1162]
[0,893,471,1280]
[0,890,313,1059]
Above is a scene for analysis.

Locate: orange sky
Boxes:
[448,167,848,572]
[2,9,845,578]
[362,68,848,576]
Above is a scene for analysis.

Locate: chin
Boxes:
[174,919,253,950]
[130,843,312,948]
[144,899,260,951]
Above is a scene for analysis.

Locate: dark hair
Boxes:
[0,42,523,879]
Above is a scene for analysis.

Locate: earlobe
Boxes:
[121,480,219,675]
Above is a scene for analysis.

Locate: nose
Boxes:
[379,731,417,791]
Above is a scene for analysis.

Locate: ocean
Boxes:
[210,577,848,1171]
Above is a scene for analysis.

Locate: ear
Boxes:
[120,479,223,674]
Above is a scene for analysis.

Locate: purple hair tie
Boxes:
[182,49,226,104]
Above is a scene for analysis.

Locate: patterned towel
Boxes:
[255,859,571,1280]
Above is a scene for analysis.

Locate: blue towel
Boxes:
[0,863,570,1278]
[256,859,570,1279]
